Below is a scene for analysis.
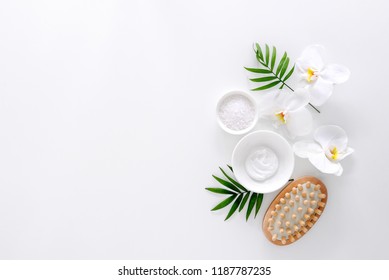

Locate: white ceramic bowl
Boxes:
[216,90,258,135]
[232,130,294,194]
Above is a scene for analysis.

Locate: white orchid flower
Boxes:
[296,45,350,106]
[260,88,312,137]
[293,125,354,176]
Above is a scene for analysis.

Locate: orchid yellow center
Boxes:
[275,112,286,124]
[307,67,316,82]
[330,147,338,160]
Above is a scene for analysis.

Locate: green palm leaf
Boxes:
[275,52,287,76]
[211,195,236,211]
[271,46,276,71]
[205,188,236,195]
[250,76,277,82]
[255,193,264,217]
[225,194,243,220]
[239,192,250,212]
[246,193,258,220]
[251,81,281,91]
[280,57,290,78]
[283,65,295,81]
[265,44,270,65]
[212,175,240,193]
[244,67,272,74]
[219,167,248,192]
[245,43,294,91]
[206,165,264,221]
[255,43,263,60]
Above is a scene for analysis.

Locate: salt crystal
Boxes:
[218,94,255,131]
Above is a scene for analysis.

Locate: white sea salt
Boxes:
[218,94,256,131]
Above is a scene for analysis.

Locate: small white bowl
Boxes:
[216,90,258,135]
[232,130,294,194]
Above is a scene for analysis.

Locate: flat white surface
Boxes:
[0,0,388,259]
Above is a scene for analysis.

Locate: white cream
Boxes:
[245,147,278,181]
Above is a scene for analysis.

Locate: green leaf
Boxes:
[250,76,277,82]
[254,193,264,217]
[244,67,272,74]
[276,52,287,76]
[283,65,295,82]
[227,164,233,173]
[265,44,270,65]
[255,52,262,64]
[211,194,236,211]
[270,46,276,71]
[255,43,263,60]
[251,80,281,91]
[280,57,290,78]
[212,175,240,193]
[205,188,236,195]
[259,61,269,69]
[246,193,257,220]
[225,194,243,220]
[239,192,250,212]
[219,167,247,192]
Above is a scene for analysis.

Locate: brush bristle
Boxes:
[266,180,327,245]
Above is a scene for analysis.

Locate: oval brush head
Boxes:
[262,176,328,246]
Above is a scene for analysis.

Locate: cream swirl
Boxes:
[245,147,279,181]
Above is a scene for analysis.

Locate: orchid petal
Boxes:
[275,88,310,112]
[259,105,285,128]
[334,164,343,176]
[321,64,350,84]
[257,92,280,116]
[314,125,348,151]
[293,141,323,158]
[337,147,354,161]
[296,45,325,73]
[308,152,343,175]
[308,77,334,106]
[286,107,313,137]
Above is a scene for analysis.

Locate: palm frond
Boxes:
[245,43,295,91]
[206,165,264,221]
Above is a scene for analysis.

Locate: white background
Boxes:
[0,0,388,259]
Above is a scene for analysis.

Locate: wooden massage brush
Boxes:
[262,177,327,246]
